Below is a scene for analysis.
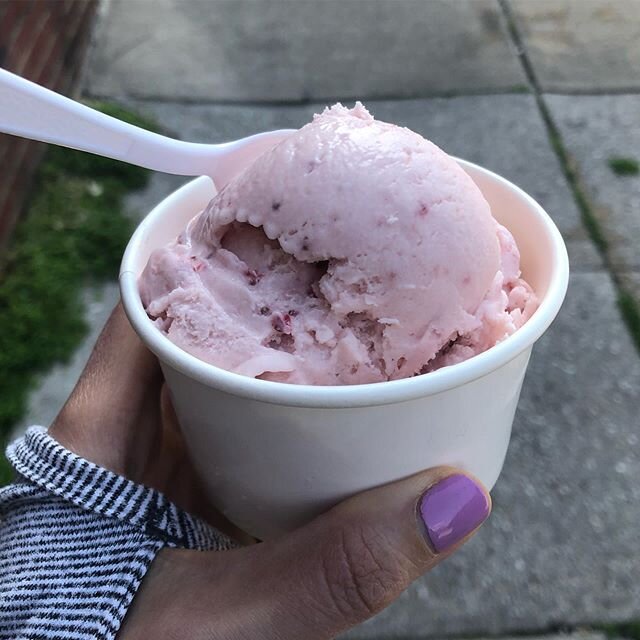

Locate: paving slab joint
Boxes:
[498,0,640,353]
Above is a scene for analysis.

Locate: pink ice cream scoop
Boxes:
[140,103,538,385]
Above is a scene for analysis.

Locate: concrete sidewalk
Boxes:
[18,1,640,638]
[87,0,640,101]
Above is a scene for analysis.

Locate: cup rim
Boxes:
[120,158,569,409]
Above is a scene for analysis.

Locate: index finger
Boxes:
[50,302,162,466]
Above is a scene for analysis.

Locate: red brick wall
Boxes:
[0,0,98,247]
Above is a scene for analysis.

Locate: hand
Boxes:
[51,304,491,640]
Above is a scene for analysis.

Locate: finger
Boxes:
[150,385,254,545]
[51,303,162,470]
[66,302,161,419]
[124,467,490,639]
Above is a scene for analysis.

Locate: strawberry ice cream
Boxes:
[140,103,537,385]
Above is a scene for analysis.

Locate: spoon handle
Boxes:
[0,68,205,175]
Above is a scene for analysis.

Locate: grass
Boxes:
[599,621,640,640]
[618,291,640,353]
[0,101,157,483]
[608,156,640,177]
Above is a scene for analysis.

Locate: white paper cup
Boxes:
[120,159,569,540]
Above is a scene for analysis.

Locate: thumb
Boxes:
[228,467,491,639]
[121,468,491,639]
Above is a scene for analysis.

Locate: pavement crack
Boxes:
[498,0,640,354]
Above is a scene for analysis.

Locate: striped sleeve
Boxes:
[0,426,236,640]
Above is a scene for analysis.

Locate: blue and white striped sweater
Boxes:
[0,427,235,639]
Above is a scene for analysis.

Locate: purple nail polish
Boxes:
[419,474,490,553]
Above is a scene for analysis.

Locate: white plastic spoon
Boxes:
[0,68,293,187]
